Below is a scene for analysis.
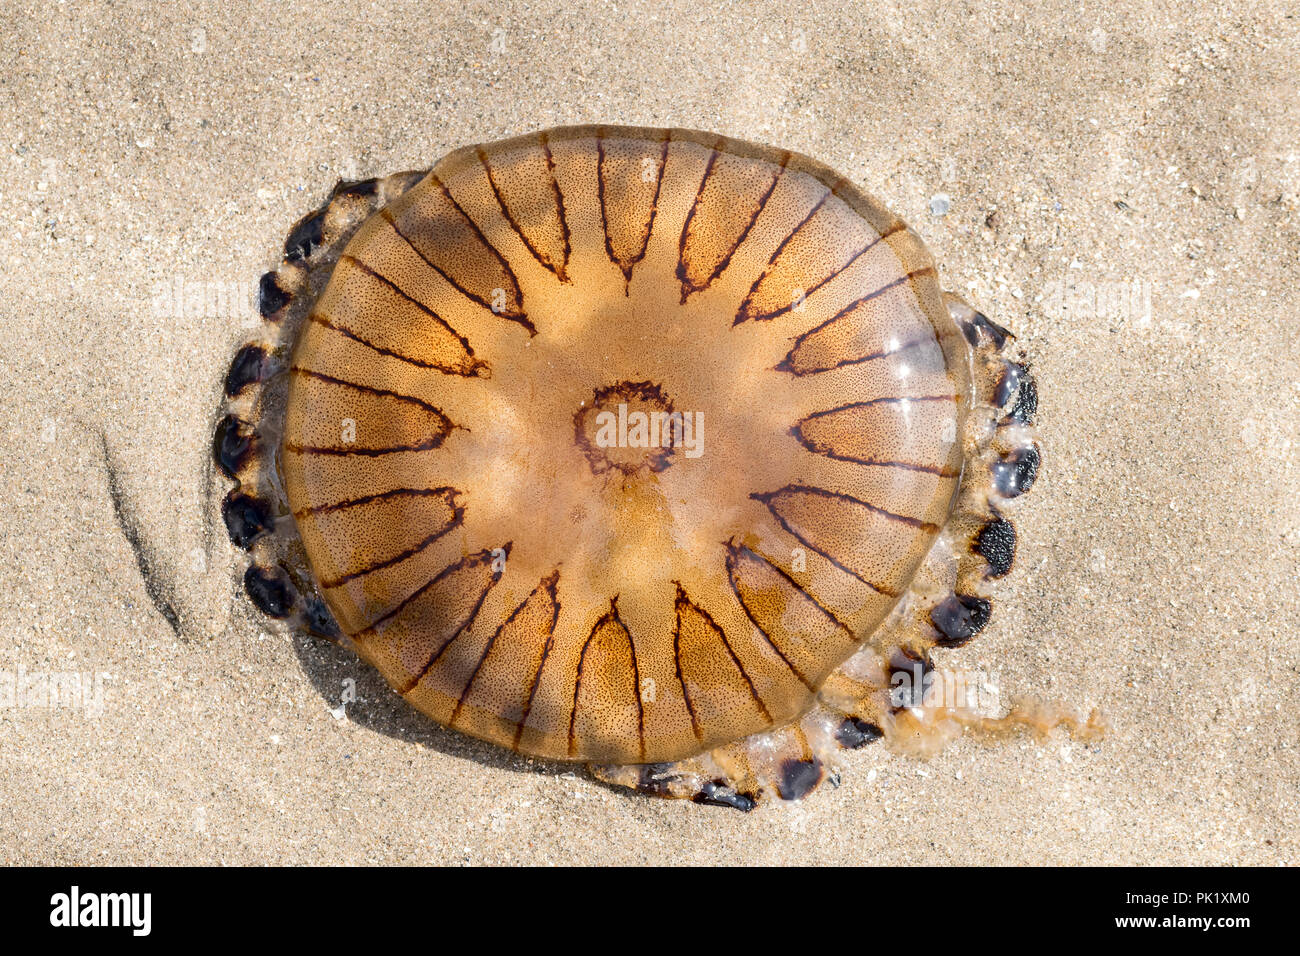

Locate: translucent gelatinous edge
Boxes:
[212,170,429,639]
[212,127,1051,810]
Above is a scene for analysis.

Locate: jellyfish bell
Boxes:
[215,126,1040,806]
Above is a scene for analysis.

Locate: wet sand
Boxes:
[0,0,1296,864]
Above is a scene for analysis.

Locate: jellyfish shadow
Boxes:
[287,627,623,796]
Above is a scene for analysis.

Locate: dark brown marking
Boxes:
[289,366,454,419]
[539,132,572,272]
[283,368,458,454]
[733,187,830,325]
[572,380,678,476]
[310,310,486,378]
[735,198,906,324]
[596,131,670,293]
[292,485,457,519]
[753,484,941,534]
[567,597,645,760]
[331,255,488,374]
[511,573,563,751]
[773,268,938,376]
[723,543,817,690]
[801,394,957,411]
[477,139,571,282]
[672,583,772,742]
[316,495,465,589]
[671,594,704,743]
[791,395,960,474]
[395,547,510,695]
[428,174,529,309]
[748,486,930,598]
[741,543,852,633]
[363,545,508,638]
[379,207,537,336]
[675,145,723,303]
[675,148,788,303]
[451,570,561,728]
[778,331,936,378]
[283,436,451,458]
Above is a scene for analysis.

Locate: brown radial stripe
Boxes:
[538,131,571,272]
[283,436,451,458]
[359,545,509,639]
[722,541,852,676]
[326,254,487,375]
[675,146,789,303]
[672,583,772,744]
[722,543,818,690]
[292,485,459,519]
[511,574,562,750]
[778,332,937,378]
[450,570,562,729]
[596,130,670,292]
[282,367,458,457]
[738,542,852,632]
[791,395,960,475]
[774,267,937,376]
[748,485,927,596]
[378,204,536,336]
[309,310,485,377]
[726,539,863,706]
[476,134,572,282]
[289,367,448,417]
[755,483,940,534]
[567,597,645,760]
[735,208,907,324]
[393,548,509,695]
[314,494,465,589]
[730,186,829,324]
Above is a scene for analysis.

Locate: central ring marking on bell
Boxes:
[572,380,703,476]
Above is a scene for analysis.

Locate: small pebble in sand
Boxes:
[929,193,951,216]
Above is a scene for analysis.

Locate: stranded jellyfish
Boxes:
[214,126,1040,808]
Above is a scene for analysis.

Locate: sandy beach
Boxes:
[0,0,1296,864]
